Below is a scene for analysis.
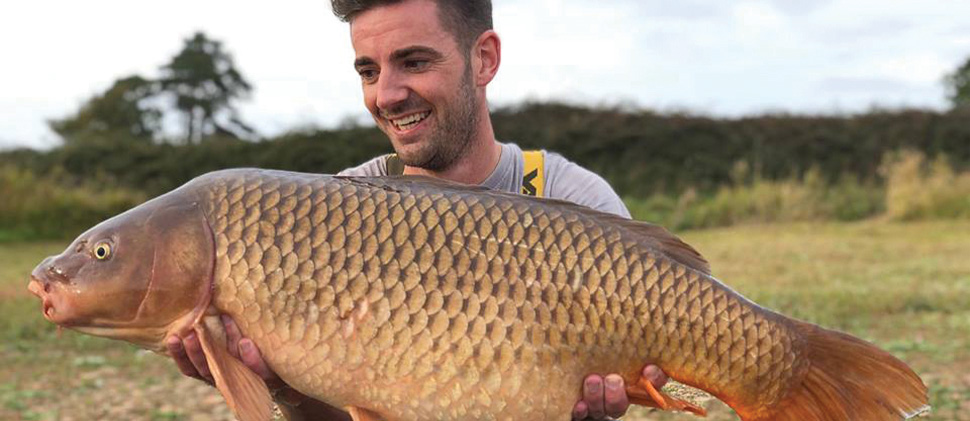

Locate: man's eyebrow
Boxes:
[354,56,375,69]
[391,46,443,61]
[354,47,443,69]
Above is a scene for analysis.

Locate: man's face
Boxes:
[351,0,479,171]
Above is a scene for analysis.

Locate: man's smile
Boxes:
[388,110,431,132]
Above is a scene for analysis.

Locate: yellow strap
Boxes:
[521,150,544,197]
[385,153,405,175]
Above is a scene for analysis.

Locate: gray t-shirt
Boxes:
[338,142,631,218]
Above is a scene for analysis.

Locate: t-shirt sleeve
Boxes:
[543,152,632,219]
[337,156,387,177]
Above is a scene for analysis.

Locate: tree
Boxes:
[944,56,970,109]
[49,75,161,144]
[158,32,256,143]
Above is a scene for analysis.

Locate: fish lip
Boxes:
[27,275,56,322]
[27,276,44,297]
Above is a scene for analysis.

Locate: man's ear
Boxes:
[473,30,501,87]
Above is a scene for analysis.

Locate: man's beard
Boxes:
[393,68,479,172]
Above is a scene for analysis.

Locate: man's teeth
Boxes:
[392,112,430,130]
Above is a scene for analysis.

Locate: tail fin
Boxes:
[740,321,929,421]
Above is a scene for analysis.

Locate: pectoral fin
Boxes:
[626,377,707,417]
[194,316,274,421]
[346,405,383,421]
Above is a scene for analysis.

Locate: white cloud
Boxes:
[870,54,954,85]
[732,2,787,32]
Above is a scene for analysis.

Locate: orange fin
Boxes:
[195,316,274,421]
[346,405,383,421]
[736,321,930,421]
[626,377,707,416]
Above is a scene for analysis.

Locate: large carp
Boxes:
[28,169,928,421]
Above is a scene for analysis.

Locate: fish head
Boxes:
[27,193,214,350]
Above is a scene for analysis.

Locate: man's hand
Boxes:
[572,365,669,420]
[166,316,352,420]
[166,315,287,390]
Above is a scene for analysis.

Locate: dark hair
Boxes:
[331,0,493,54]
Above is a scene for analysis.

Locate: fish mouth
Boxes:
[27,275,67,325]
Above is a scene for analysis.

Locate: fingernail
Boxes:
[586,377,601,392]
[221,314,232,325]
[240,339,253,354]
[606,377,622,389]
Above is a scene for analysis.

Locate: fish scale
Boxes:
[198,170,796,420]
[30,168,928,421]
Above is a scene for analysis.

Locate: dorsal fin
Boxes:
[602,215,711,275]
[338,175,711,276]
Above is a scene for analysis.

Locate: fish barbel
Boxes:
[28,169,928,420]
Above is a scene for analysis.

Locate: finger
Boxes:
[642,365,669,389]
[184,332,213,382]
[222,315,241,359]
[239,338,285,388]
[571,400,589,420]
[603,374,629,418]
[166,335,203,380]
[583,375,606,420]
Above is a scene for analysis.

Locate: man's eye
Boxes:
[358,69,378,83]
[404,60,429,71]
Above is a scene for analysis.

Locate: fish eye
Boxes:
[93,242,112,260]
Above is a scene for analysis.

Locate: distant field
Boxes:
[1,221,968,420]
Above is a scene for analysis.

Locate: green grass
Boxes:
[2,222,968,419]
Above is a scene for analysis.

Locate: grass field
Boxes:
[1,221,968,420]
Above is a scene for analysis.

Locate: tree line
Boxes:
[1,102,967,199]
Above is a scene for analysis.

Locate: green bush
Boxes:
[883,150,970,220]
[627,151,970,230]
[688,171,884,228]
[625,166,887,230]
[5,102,970,200]
[494,103,970,197]
[0,166,145,241]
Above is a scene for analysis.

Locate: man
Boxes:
[168,0,669,419]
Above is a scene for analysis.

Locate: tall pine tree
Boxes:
[158,32,255,143]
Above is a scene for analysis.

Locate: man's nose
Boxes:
[375,69,409,112]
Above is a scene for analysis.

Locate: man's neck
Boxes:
[403,135,502,185]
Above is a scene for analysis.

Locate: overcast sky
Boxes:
[1,0,968,150]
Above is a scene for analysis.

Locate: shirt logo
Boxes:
[521,169,539,196]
